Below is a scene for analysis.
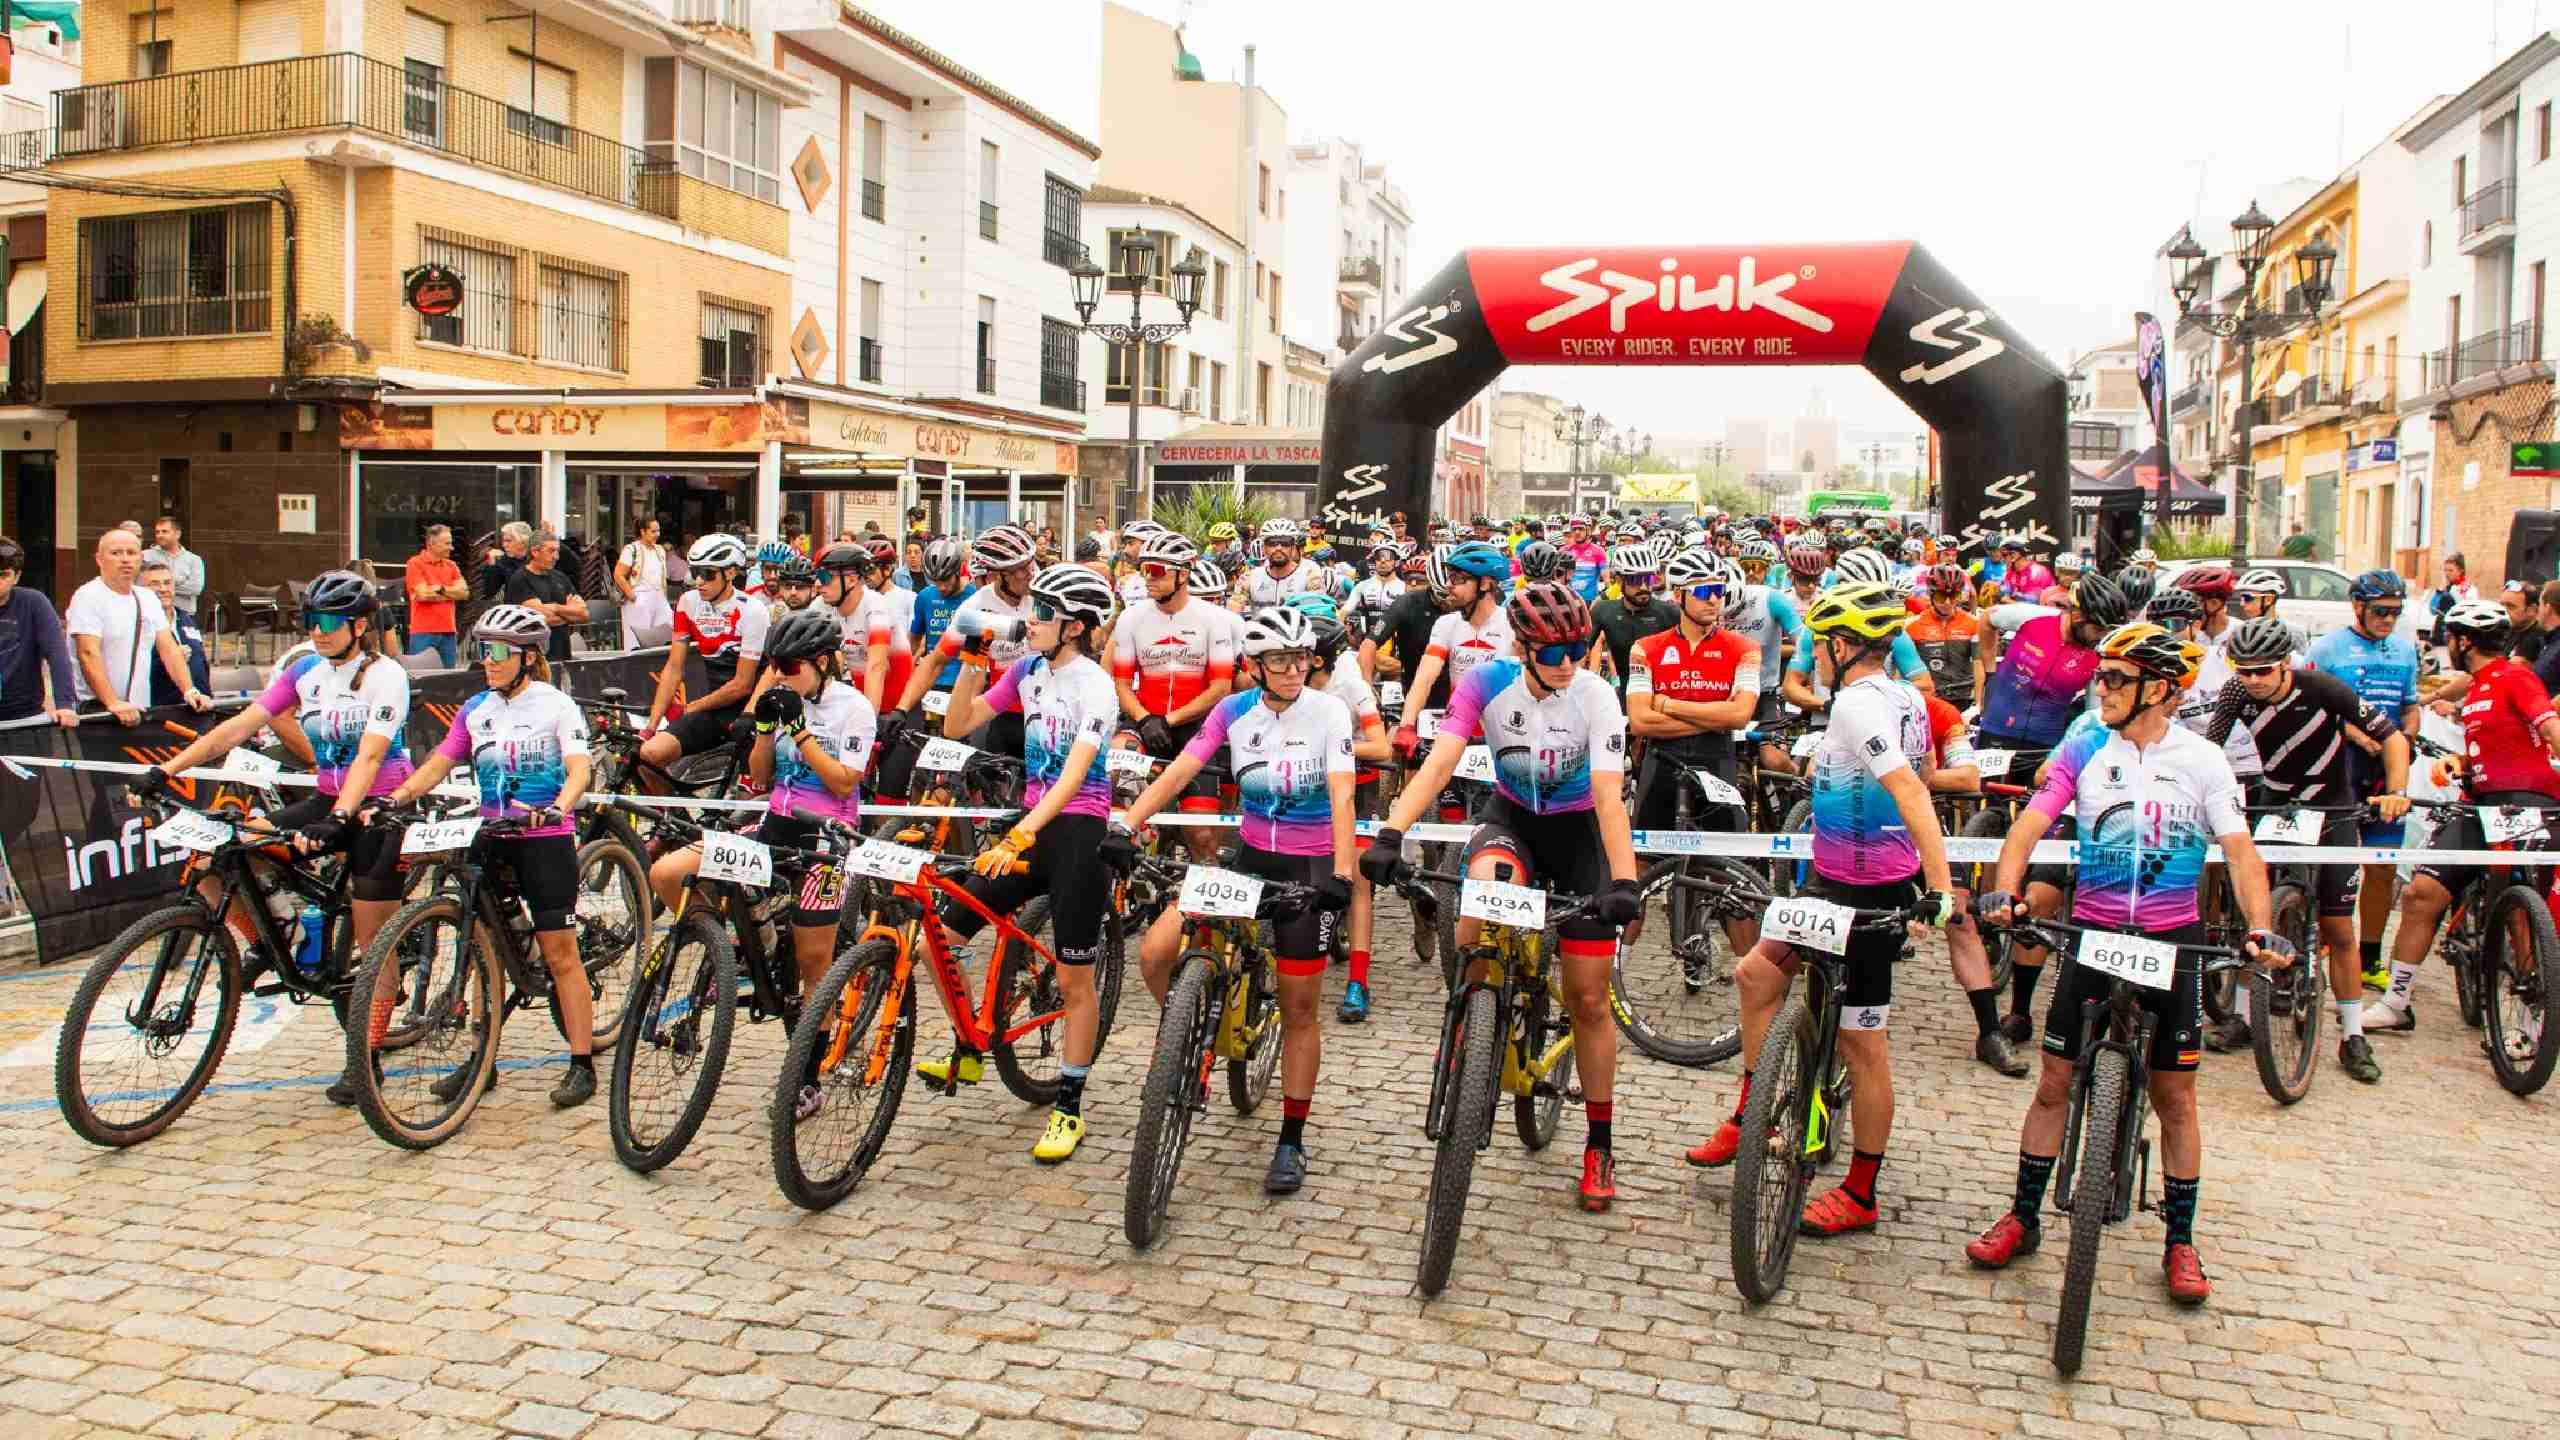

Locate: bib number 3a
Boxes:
[1178,865,1264,919]
[1459,878,1546,928]
[2079,931,2178,991]
[700,831,774,887]
[1762,896,1852,955]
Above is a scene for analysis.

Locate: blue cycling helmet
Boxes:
[2349,568,2407,603]
[1283,591,1339,622]
[1444,540,1512,584]
[756,539,795,567]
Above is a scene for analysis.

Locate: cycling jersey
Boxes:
[1374,588,1443,711]
[1111,595,1239,719]
[1722,585,1802,694]
[674,588,770,687]
[1976,610,2098,748]
[1809,674,1932,886]
[1626,625,1759,764]
[770,679,876,824]
[255,651,414,798]
[1440,659,1627,816]
[1116,570,1148,611]
[1908,608,1983,707]
[434,681,591,838]
[908,582,977,691]
[2002,559,2056,600]
[2204,668,2396,805]
[1348,576,1405,630]
[2188,623,2263,777]
[1240,563,1326,610]
[2305,625,2419,790]
[1784,628,1931,698]
[2455,656,2560,801]
[1425,605,1518,698]
[1927,693,1973,770]
[1324,664,1383,730]
[983,652,1116,818]
[1183,688,1356,855]
[2028,721,2246,932]
[936,585,1036,672]
[839,589,914,706]
[1565,541,1608,601]
[1590,595,1675,690]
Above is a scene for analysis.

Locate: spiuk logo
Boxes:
[1525,256,1834,335]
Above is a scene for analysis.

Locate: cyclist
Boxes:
[2302,569,2423,1000]
[1564,522,1609,601]
[1517,540,1572,587]
[1998,537,2054,601]
[2236,568,2307,652]
[1782,539,1829,614]
[1115,520,1166,609]
[1361,581,1643,1211]
[2127,546,2161,575]
[1278,602,1395,1023]
[890,525,1038,754]
[1921,692,2025,1075]
[375,606,603,1108]
[1108,606,1355,1193]
[1626,549,1761,953]
[134,570,414,1107]
[1967,621,2284,1307]
[1111,530,1237,861]
[1720,553,1806,774]
[1392,540,1516,757]
[1237,518,1327,611]
[1779,550,1937,712]
[865,537,973,805]
[2376,598,2560,1036]
[1589,543,1675,691]
[2202,616,2410,1079]
[637,534,768,782]
[1683,582,1959,1237]
[765,552,820,615]
[815,543,901,718]
[1348,541,1406,636]
[931,564,1122,1162]
[1910,563,1983,707]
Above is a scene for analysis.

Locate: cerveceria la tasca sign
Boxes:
[403,263,463,319]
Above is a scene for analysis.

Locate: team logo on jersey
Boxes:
[1506,709,1525,727]
[1244,731,1263,750]
[1605,733,1624,755]
[1865,735,1888,758]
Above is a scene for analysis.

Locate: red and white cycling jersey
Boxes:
[1112,594,1239,718]
[1425,606,1518,697]
[674,587,769,685]
[839,588,914,703]
[2459,656,2560,802]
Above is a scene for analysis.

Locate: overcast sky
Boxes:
[868,0,2541,441]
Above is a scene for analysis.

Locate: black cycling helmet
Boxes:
[769,553,819,586]
[765,606,846,663]
[2115,567,2158,616]
[816,542,873,578]
[1074,535,1103,562]
[1516,540,1571,582]
[2144,587,2202,628]
[2225,615,2297,666]
[2071,573,2130,630]
[303,569,379,616]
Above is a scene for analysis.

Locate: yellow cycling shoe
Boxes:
[916,1052,984,1088]
[1032,1109,1086,1163]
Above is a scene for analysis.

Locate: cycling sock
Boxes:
[1842,1149,1883,1209]
[568,1052,594,1072]
[2012,1151,2056,1225]
[1347,949,1372,987]
[1731,1071,1752,1120]
[2337,998,2364,1038]
[2009,962,2039,1017]
[2161,1174,2199,1248]
[1278,1097,1310,1148]
[2385,962,2418,1008]
[2359,939,2383,973]
[1056,1063,1091,1117]
[1585,1100,1612,1154]
[1966,987,2000,1037]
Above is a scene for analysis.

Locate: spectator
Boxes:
[117,519,145,538]
[139,555,211,706]
[615,516,673,648]
[861,519,883,540]
[2535,581,2560,692]
[151,516,204,618]
[0,535,82,727]
[66,527,209,723]
[2281,522,2317,561]
[897,538,925,591]
[781,511,811,556]
[2506,578,2544,662]
[403,524,467,666]
[504,534,588,662]
[476,520,534,604]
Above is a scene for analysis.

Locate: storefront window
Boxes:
[1243,480,1315,522]
[360,462,538,569]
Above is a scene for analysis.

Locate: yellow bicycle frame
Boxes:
[1468,922,1576,1101]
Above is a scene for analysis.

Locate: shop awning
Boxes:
[1156,424,1322,466]
[7,262,42,335]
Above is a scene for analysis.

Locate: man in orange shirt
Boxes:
[1909,563,1984,708]
[403,524,467,667]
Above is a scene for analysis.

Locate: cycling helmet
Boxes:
[2129,546,2160,568]
[2072,573,2130,629]
[1259,517,1304,545]
[2443,597,2514,650]
[1517,541,1571,582]
[2095,621,2202,689]
[769,553,818,586]
[1028,563,1115,627]
[1187,557,1228,598]
[1607,542,1657,579]
[1739,536,1781,564]
[2237,568,2285,598]
[2171,564,2235,601]
[1120,519,1166,542]
[1832,547,1895,587]
[1924,563,1970,597]
[1994,534,2027,554]
[2054,551,2088,576]
[1282,591,1340,622]
[1662,548,1724,590]
[1137,530,1198,568]
[1505,581,1593,647]
[765,606,845,663]
[1645,531,1680,568]
[863,536,898,568]
[1207,521,1239,543]
[756,540,795,569]
[302,569,378,616]
[1240,605,1320,657]
[1398,551,1427,581]
[2116,566,2158,615]
[2225,615,2297,666]
[1444,540,1511,583]
[1803,581,1912,642]
[2144,587,2201,628]
[1073,535,1104,562]
[688,533,750,571]
[816,542,872,577]
[1785,541,1830,578]
[970,524,1036,572]
[922,537,968,582]
[1899,538,1927,560]
[2349,568,2408,602]
[470,603,551,648]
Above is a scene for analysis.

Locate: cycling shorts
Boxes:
[270,794,404,903]
[947,811,1110,966]
[1462,795,1613,943]
[2026,813,2077,895]
[760,812,848,926]
[665,703,744,758]
[1632,746,1746,835]
[2414,789,2560,899]
[1225,843,1337,967]
[488,832,580,933]
[2042,921,2208,1073]
[2254,803,2363,918]
[1807,873,1922,1023]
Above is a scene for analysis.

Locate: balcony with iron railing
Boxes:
[2463,179,2518,245]
[1040,373,1086,411]
[52,53,678,221]
[2425,320,2544,391]
[0,127,53,170]
[1042,228,1082,268]
[2170,378,2205,414]
[1338,255,1381,293]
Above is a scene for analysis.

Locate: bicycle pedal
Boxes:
[249,980,292,998]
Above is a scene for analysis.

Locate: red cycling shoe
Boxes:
[1684,1120,1741,1168]
[1578,1148,1616,1212]
[1798,1184,1878,1237]
[1964,1213,2041,1268]
[2162,1243,2211,1305]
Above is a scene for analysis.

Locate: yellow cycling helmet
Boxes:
[1207,521,1239,542]
[2095,620,2203,690]
[1803,580,1911,642]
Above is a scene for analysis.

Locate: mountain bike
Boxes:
[53,795,380,1147]
[1977,910,2248,1375]
[2228,798,2386,1104]
[584,685,742,848]
[1119,854,1315,1250]
[607,807,859,1173]
[342,808,649,1150]
[1726,885,1931,1306]
[2432,796,2560,1095]
[1619,759,1769,1067]
[767,836,1075,1210]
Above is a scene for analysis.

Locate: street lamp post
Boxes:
[1070,235,1206,526]
[1916,433,1933,514]
[2165,205,2337,562]
[1553,404,1611,515]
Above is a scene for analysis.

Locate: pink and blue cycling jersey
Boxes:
[984,653,1116,819]
[256,651,413,799]
[2027,720,2245,932]
[432,682,589,837]
[1978,611,2101,748]
[1182,688,1356,855]
[1808,675,1932,885]
[1439,660,1626,816]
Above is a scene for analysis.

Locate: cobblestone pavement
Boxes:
[3,896,2558,1440]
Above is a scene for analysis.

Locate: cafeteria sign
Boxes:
[403,263,462,318]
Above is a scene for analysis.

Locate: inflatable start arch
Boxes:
[1318,243,2068,555]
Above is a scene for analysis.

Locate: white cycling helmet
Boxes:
[688,533,749,571]
[1137,530,1198,568]
[971,524,1037,572]
[1028,563,1115,627]
[1260,517,1304,545]
[1832,547,1894,586]
[2237,567,2285,597]
[2054,551,2089,576]
[1187,557,1228,598]
[1607,542,1657,578]
[1240,605,1319,657]
[471,603,551,648]
[1662,548,1724,589]
[1645,532,1679,568]
[2129,546,2160,567]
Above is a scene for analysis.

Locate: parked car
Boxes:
[2156,558,2426,645]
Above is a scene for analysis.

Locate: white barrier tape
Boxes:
[1,754,479,800]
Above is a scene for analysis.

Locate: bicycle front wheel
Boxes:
[1418,984,1499,1299]
[1613,858,1746,1067]
[346,897,502,1151]
[55,906,241,1148]
[1729,998,1815,1305]
[563,836,649,1050]
[772,938,914,1211]
[1126,955,1217,1250]
[608,911,737,1174]
[2054,1045,2130,1375]
[2249,882,2322,1105]
[2484,883,2560,1095]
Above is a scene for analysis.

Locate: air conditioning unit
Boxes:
[1177,387,1201,415]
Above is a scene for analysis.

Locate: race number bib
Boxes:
[699,831,774,886]
[226,750,283,780]
[1416,708,1444,741]
[1106,748,1159,777]
[1791,731,1823,759]
[2485,806,2549,844]
[1459,877,1546,928]
[1971,749,2013,778]
[401,816,483,855]
[155,809,234,852]
[1693,771,1746,807]
[1454,746,1495,783]
[2253,810,2320,845]
[922,689,952,718]
[916,737,976,772]
[2079,931,2178,992]
[1178,865,1264,919]
[1762,895,1853,955]
[845,837,928,884]
[1378,681,1405,713]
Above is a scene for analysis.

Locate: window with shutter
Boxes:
[508,58,573,147]
[235,0,299,64]
[417,226,513,354]
[403,13,448,144]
